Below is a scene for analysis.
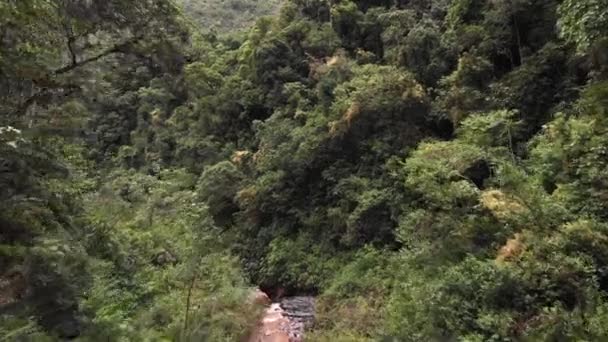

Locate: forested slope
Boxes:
[2,0,608,340]
[179,0,282,32]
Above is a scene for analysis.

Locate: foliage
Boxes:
[80,169,257,340]
[5,0,608,340]
[558,0,608,52]
[178,0,282,32]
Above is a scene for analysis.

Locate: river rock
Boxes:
[250,288,272,306]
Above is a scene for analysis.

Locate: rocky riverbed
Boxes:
[248,293,315,342]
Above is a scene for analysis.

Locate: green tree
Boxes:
[558,0,608,52]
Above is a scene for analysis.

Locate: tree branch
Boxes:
[10,35,143,117]
[62,22,78,67]
[14,84,81,117]
[53,35,142,76]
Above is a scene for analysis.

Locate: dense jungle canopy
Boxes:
[2,0,608,340]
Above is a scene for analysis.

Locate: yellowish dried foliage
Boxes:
[480,189,527,220]
[496,233,525,263]
[232,150,252,165]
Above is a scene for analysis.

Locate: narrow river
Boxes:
[248,295,315,342]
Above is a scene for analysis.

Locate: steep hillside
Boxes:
[2,0,608,340]
[179,0,282,31]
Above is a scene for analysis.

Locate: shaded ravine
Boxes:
[248,292,315,342]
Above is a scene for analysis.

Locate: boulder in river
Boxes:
[250,288,272,306]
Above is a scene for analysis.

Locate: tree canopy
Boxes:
[3,0,608,340]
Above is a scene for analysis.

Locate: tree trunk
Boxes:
[184,275,196,332]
